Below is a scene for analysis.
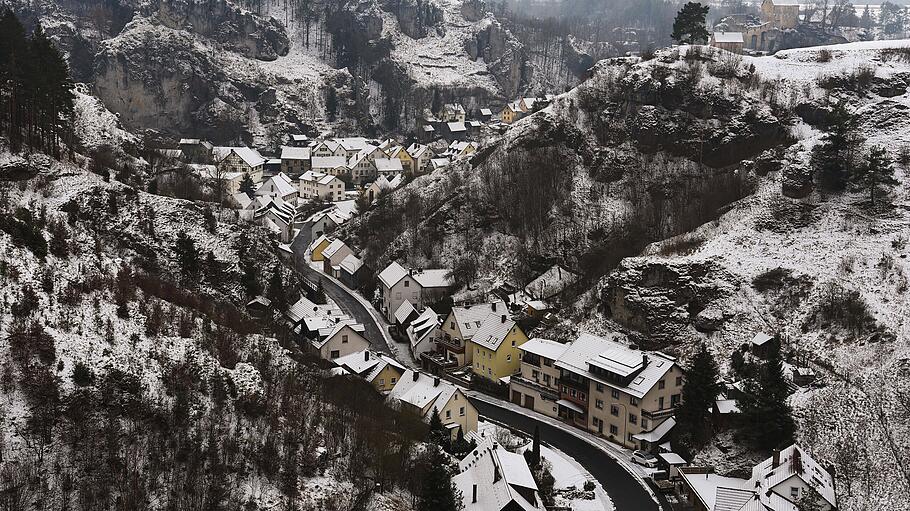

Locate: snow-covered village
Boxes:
[1,0,910,510]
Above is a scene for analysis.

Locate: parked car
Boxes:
[631,450,658,468]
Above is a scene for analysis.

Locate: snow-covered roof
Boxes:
[479,108,492,116]
[179,138,201,145]
[378,261,408,289]
[394,300,418,326]
[447,122,467,133]
[314,320,367,348]
[431,157,450,169]
[632,416,676,443]
[232,192,253,209]
[214,146,266,167]
[335,349,404,381]
[750,332,774,346]
[407,143,430,159]
[449,301,507,340]
[412,269,452,289]
[408,307,440,350]
[280,145,311,160]
[555,333,677,399]
[713,31,744,43]
[454,437,541,511]
[311,156,348,170]
[322,239,350,259]
[748,445,836,509]
[518,338,568,361]
[524,264,579,300]
[715,399,740,414]
[659,452,687,465]
[310,234,331,251]
[374,158,404,173]
[387,370,459,415]
[339,253,363,275]
[470,314,519,351]
[256,173,296,198]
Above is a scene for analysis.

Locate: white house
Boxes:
[453,436,543,511]
[407,307,442,358]
[312,320,370,360]
[213,146,266,183]
[374,157,404,177]
[387,369,478,435]
[280,146,311,174]
[311,156,349,177]
[299,171,345,202]
[256,172,298,202]
[377,261,454,322]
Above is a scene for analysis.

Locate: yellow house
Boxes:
[310,235,332,262]
[388,146,416,174]
[388,370,478,437]
[334,349,406,393]
[468,313,529,382]
[501,103,520,124]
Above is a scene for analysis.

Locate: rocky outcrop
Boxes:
[461,0,487,22]
[465,20,528,99]
[388,0,444,38]
[599,259,738,346]
[154,0,289,60]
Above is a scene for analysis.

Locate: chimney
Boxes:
[413,371,420,382]
[491,302,497,312]
[772,449,781,468]
[501,315,506,323]
[472,484,477,503]
[364,351,370,361]
[434,377,440,387]
[642,354,649,367]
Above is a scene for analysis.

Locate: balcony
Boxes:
[511,375,560,401]
[437,336,465,354]
[642,407,676,421]
[557,377,589,393]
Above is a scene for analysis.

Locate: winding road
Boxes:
[470,397,670,511]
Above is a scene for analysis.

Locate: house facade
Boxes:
[439,301,507,366]
[468,314,529,383]
[710,31,745,53]
[299,171,345,202]
[280,146,312,175]
[761,0,800,29]
[322,239,354,275]
[377,262,453,323]
[313,322,370,360]
[510,338,567,416]
[215,147,265,183]
[387,370,478,436]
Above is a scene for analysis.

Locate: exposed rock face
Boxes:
[777,25,847,52]
[388,0,444,38]
[466,20,528,99]
[599,259,738,346]
[460,0,487,22]
[153,0,290,60]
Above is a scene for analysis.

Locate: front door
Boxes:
[511,391,522,405]
[523,395,535,410]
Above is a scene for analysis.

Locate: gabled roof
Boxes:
[280,145,311,160]
[751,332,774,346]
[322,239,350,259]
[448,301,507,340]
[524,264,579,300]
[470,313,519,351]
[454,437,542,511]
[310,234,331,251]
[335,349,405,380]
[632,416,676,443]
[378,261,408,289]
[374,158,404,173]
[339,253,364,275]
[387,370,459,415]
[311,156,348,170]
[232,192,253,209]
[412,269,452,289]
[748,445,836,509]
[479,108,493,116]
[214,146,266,167]
[394,300,418,326]
[447,122,467,133]
[406,143,430,159]
[256,172,296,198]
[408,307,440,350]
[314,320,367,348]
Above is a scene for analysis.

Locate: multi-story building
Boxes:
[213,146,266,183]
[510,338,568,416]
[510,332,683,450]
[299,171,345,202]
[467,314,528,383]
[439,301,507,366]
[377,261,453,323]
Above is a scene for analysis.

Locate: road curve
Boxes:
[471,398,668,511]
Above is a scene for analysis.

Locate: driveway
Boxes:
[470,397,671,511]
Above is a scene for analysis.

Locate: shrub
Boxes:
[658,232,706,256]
[816,49,832,63]
[815,282,874,335]
[817,65,876,92]
[752,268,793,292]
[72,361,95,387]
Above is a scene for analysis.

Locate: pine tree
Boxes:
[49,220,69,259]
[174,231,200,278]
[675,343,722,454]
[266,265,288,311]
[417,445,463,511]
[811,101,864,191]
[737,347,796,449]
[852,145,897,206]
[671,2,710,44]
[239,173,255,195]
[326,88,338,121]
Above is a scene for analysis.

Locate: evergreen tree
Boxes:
[174,231,200,278]
[531,425,541,468]
[671,2,710,44]
[241,259,262,297]
[851,145,897,206]
[266,265,288,311]
[737,347,796,449]
[860,5,873,30]
[49,220,69,259]
[239,173,255,195]
[326,88,338,121]
[879,2,906,35]
[431,88,443,115]
[675,343,721,454]
[417,445,463,511]
[427,407,449,450]
[811,101,864,191]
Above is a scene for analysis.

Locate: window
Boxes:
[330,350,340,358]
[446,410,451,419]
[476,348,480,354]
[627,433,634,442]
[511,340,516,347]
[596,383,604,392]
[543,359,552,367]
[609,424,618,435]
[570,389,576,397]
[610,405,619,417]
[676,376,683,386]
[580,393,586,402]
[642,418,649,429]
[404,280,409,287]
[487,368,492,376]
[395,292,401,300]
[460,407,465,416]
[507,354,512,362]
[630,397,639,407]
[543,374,550,385]
[659,397,665,410]
[671,394,681,407]
[391,377,396,384]
[629,413,637,425]
[450,322,455,329]
[611,389,620,399]
[790,487,799,498]
[464,323,471,330]
[532,370,539,379]
[342,335,348,343]
[658,380,666,390]
[379,378,385,386]
[596,399,604,409]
